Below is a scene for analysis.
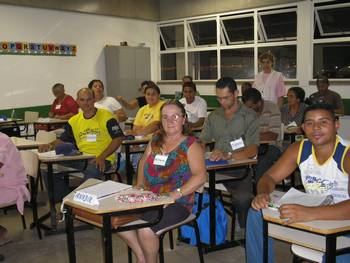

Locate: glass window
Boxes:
[258,45,296,78]
[315,5,350,38]
[160,53,185,80]
[188,20,217,47]
[221,16,254,44]
[188,51,217,80]
[159,24,184,49]
[259,10,297,42]
[313,42,350,79]
[221,49,254,79]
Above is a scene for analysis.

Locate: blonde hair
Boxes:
[259,51,275,65]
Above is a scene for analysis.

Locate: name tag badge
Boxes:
[86,134,97,142]
[230,137,245,151]
[153,154,168,166]
[55,104,61,110]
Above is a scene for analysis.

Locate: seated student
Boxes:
[118,100,206,263]
[246,103,350,263]
[39,88,124,202]
[48,83,79,119]
[308,75,344,115]
[242,88,282,183]
[116,81,152,110]
[179,81,207,129]
[0,132,30,261]
[125,83,164,137]
[241,82,252,96]
[88,79,127,125]
[199,77,259,228]
[280,86,307,133]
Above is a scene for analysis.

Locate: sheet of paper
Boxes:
[76,180,132,199]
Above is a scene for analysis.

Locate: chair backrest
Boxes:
[24,111,39,122]
[36,130,56,143]
[20,150,39,178]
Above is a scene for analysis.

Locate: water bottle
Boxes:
[10,108,16,120]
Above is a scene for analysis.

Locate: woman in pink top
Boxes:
[0,132,30,214]
[253,52,286,108]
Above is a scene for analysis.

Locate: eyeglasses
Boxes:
[161,114,183,122]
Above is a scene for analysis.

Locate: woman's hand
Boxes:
[279,204,316,224]
[251,193,270,211]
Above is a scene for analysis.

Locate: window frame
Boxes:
[220,13,255,45]
[158,22,185,50]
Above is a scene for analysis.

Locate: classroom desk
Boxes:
[122,136,150,185]
[34,150,95,233]
[205,158,257,252]
[33,118,68,137]
[0,118,22,124]
[63,179,174,263]
[262,207,350,263]
[11,137,44,150]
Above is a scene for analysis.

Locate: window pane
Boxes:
[313,42,350,78]
[258,46,296,78]
[222,16,254,44]
[188,51,217,80]
[315,6,350,38]
[159,25,184,49]
[259,11,297,41]
[221,49,254,79]
[161,53,185,80]
[189,20,217,46]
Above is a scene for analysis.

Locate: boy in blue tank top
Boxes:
[246,103,350,263]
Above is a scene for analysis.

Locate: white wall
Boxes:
[0,4,158,109]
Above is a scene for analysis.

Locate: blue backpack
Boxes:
[180,193,228,245]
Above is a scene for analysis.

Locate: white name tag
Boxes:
[230,137,245,151]
[55,104,61,110]
[153,154,168,166]
[73,191,99,206]
[86,134,97,142]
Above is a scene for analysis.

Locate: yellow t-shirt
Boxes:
[68,109,122,162]
[133,100,164,128]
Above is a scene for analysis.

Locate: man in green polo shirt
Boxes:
[199,77,259,228]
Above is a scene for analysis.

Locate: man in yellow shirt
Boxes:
[40,88,124,202]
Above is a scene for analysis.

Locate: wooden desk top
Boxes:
[63,179,174,214]
[11,137,44,150]
[34,118,68,124]
[206,158,257,171]
[263,208,350,235]
[0,118,22,124]
[31,149,95,163]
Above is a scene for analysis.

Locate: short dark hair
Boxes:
[182,75,193,82]
[216,77,237,94]
[288,86,305,102]
[242,88,262,104]
[52,83,64,91]
[141,80,152,87]
[144,82,160,94]
[182,81,197,92]
[302,103,336,123]
[316,75,329,86]
[88,79,104,90]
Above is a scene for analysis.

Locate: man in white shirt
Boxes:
[179,81,207,129]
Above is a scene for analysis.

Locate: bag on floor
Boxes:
[180,192,228,245]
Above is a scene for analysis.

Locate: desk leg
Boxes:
[325,235,336,263]
[47,163,57,229]
[125,145,132,185]
[208,170,216,247]
[101,215,113,263]
[66,207,76,263]
[263,219,268,263]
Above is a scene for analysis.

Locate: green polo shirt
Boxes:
[199,102,260,152]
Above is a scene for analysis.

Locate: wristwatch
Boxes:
[176,188,183,197]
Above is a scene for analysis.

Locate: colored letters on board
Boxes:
[0,41,77,56]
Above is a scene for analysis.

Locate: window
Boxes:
[313,42,350,78]
[315,4,350,38]
[221,49,254,79]
[188,51,217,80]
[258,9,297,42]
[221,14,254,45]
[159,24,184,49]
[188,19,217,47]
[161,53,185,80]
[258,46,296,79]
